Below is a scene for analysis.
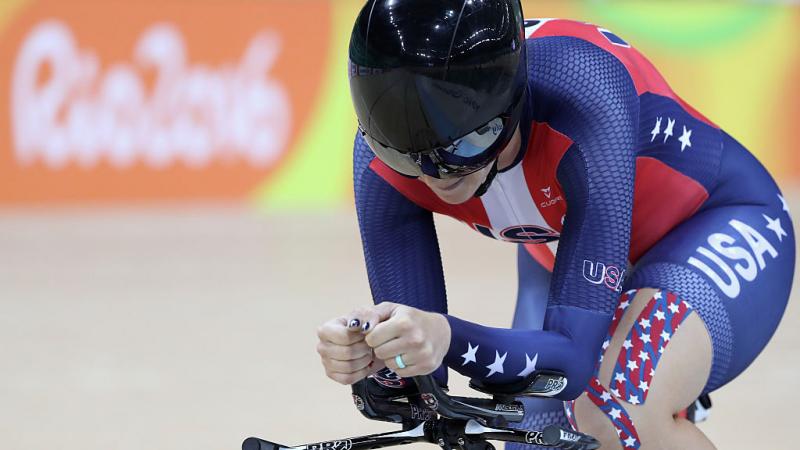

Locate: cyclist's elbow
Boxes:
[557,355,594,400]
[554,334,602,400]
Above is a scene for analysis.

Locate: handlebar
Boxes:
[243,419,597,450]
[412,375,524,427]
[244,373,599,450]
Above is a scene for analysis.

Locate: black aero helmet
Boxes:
[349,0,527,179]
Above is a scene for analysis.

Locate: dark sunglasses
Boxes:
[361,115,514,179]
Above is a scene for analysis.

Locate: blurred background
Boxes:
[0,1,797,449]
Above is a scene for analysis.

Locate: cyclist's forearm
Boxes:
[442,307,611,399]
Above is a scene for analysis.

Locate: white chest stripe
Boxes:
[480,164,552,239]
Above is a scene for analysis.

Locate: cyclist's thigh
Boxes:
[574,287,713,449]
[572,202,793,449]
[625,202,794,393]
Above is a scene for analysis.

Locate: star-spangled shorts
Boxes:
[509,137,793,450]
[621,132,794,394]
[514,133,795,398]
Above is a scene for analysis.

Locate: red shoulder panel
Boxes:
[528,19,717,128]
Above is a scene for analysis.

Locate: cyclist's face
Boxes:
[420,163,495,205]
[420,125,521,205]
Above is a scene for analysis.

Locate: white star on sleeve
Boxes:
[639,351,649,362]
[461,342,479,366]
[653,310,666,321]
[763,214,788,242]
[653,290,662,300]
[660,331,671,342]
[624,436,637,447]
[678,125,693,151]
[614,372,626,384]
[638,380,649,393]
[641,333,652,344]
[485,351,507,377]
[778,194,789,213]
[779,194,790,213]
[601,391,612,402]
[622,339,633,350]
[628,394,640,405]
[668,302,680,314]
[650,117,662,142]
[663,118,675,143]
[639,318,651,329]
[626,360,639,371]
[517,353,538,377]
[609,408,622,420]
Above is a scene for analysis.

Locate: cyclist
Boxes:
[316,1,794,449]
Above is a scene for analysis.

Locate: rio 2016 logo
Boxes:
[0,0,332,204]
[582,260,626,292]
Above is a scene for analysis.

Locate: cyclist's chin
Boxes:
[430,185,473,204]
[421,170,488,205]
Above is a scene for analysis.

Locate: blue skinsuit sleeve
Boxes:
[512,246,552,330]
[442,38,639,399]
[353,133,449,315]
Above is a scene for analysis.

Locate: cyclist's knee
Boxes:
[570,288,714,448]
[576,396,716,449]
[572,394,624,450]
[597,288,712,414]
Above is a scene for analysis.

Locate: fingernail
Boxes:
[362,322,370,332]
[348,319,360,328]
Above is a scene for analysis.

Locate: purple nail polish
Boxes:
[362,322,370,331]
[348,319,360,328]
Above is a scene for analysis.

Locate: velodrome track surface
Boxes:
[1,194,798,450]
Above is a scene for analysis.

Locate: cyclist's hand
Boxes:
[362,302,451,377]
[316,315,384,385]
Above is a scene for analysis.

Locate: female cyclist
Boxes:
[315,1,794,449]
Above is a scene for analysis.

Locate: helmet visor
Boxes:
[363,116,511,179]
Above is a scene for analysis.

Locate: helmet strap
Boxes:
[473,159,499,198]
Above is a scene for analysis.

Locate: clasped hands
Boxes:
[316,302,451,384]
